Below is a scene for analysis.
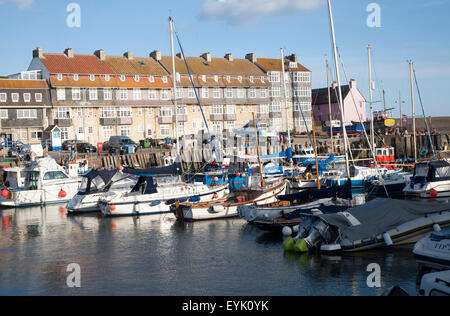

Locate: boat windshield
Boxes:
[415,165,429,178]
[26,171,40,190]
[79,175,106,194]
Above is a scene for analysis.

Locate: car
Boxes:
[107,136,138,154]
[75,142,97,153]
[62,140,84,151]
[8,143,32,160]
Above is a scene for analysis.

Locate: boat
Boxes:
[66,168,137,213]
[413,228,450,271]
[284,198,450,253]
[404,160,450,199]
[325,165,390,188]
[419,270,450,296]
[367,170,412,198]
[171,180,287,222]
[1,166,26,188]
[0,157,82,208]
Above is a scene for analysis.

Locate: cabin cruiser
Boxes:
[404,160,450,199]
[67,168,137,213]
[367,171,412,198]
[325,165,390,188]
[413,228,450,272]
[284,198,450,253]
[0,157,81,208]
[418,271,450,296]
[1,166,26,188]
[292,147,316,164]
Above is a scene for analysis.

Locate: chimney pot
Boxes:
[349,78,356,89]
[64,48,74,58]
[33,47,44,59]
[94,49,106,61]
[332,81,338,89]
[124,51,134,60]
[225,53,234,62]
[201,52,212,63]
[287,54,298,63]
[150,50,162,61]
[245,53,257,63]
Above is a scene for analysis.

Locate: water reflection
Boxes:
[0,206,420,296]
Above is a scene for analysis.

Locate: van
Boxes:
[107,136,138,154]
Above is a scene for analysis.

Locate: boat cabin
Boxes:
[412,161,450,183]
[79,169,134,195]
[1,167,26,188]
[375,147,395,164]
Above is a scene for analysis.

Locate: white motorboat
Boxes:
[99,175,229,217]
[172,181,287,222]
[67,168,137,213]
[0,157,81,208]
[1,166,26,188]
[404,160,450,199]
[367,171,412,198]
[413,228,450,271]
[325,165,390,188]
[419,270,450,296]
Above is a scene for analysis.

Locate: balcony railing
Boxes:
[54,118,73,127]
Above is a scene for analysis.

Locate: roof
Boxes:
[159,56,266,77]
[49,74,172,89]
[40,53,115,75]
[0,79,49,89]
[105,56,169,77]
[256,58,311,73]
[312,85,351,106]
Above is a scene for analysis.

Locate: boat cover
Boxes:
[277,180,352,202]
[317,198,450,241]
[413,160,450,182]
[123,163,182,176]
[131,176,158,195]
[84,169,119,183]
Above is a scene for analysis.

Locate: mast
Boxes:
[311,112,321,190]
[326,59,334,155]
[409,60,417,162]
[169,17,180,157]
[252,112,265,188]
[368,45,375,152]
[327,0,351,179]
[399,91,403,129]
[280,48,292,165]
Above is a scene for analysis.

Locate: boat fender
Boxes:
[305,173,313,181]
[282,226,293,237]
[383,232,393,247]
[151,201,161,207]
[433,224,441,232]
[189,196,200,203]
[292,225,299,233]
[283,237,295,251]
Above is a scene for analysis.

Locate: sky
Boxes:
[0,0,449,118]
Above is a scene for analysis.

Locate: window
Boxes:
[105,75,110,82]
[250,76,254,83]
[54,107,71,119]
[100,107,116,118]
[212,104,224,115]
[294,87,311,97]
[89,88,98,101]
[88,126,94,134]
[57,88,66,101]
[212,121,222,134]
[214,75,218,82]
[60,127,69,141]
[176,88,183,99]
[226,121,235,131]
[73,74,79,81]
[238,76,242,83]
[138,125,144,133]
[202,75,207,82]
[270,101,282,112]
[104,88,112,101]
[148,90,158,100]
[213,88,221,99]
[261,76,265,83]
[90,74,95,81]
[0,93,6,102]
[138,108,143,116]
[162,76,168,83]
[285,85,290,97]
[120,126,131,136]
[17,109,38,119]
[225,105,236,115]
[295,117,312,127]
[120,75,126,82]
[293,72,311,83]
[78,127,84,134]
[77,108,83,118]
[202,88,209,99]
[226,76,231,82]
[0,109,8,119]
[249,88,256,99]
[43,171,69,180]
[260,89,267,98]
[147,126,152,136]
[237,88,245,99]
[35,93,42,102]
[188,88,195,99]
[149,76,155,83]
[270,87,281,98]
[72,88,81,100]
[57,74,63,81]
[31,129,42,140]
[103,126,113,139]
[225,88,233,99]
[23,93,31,102]
[133,89,142,100]
[259,104,270,114]
[159,107,172,117]
[177,122,185,134]
[160,90,170,100]
[271,118,282,129]
[160,125,170,136]
[294,102,312,112]
[118,107,132,118]
[269,72,280,83]
[176,73,181,82]
[176,105,187,115]
[134,75,140,82]
[12,93,19,102]
[120,89,128,100]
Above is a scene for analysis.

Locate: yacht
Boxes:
[404,160,450,199]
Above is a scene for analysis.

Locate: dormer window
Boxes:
[149,76,155,83]
[73,74,79,81]
[90,75,95,81]
[120,75,126,82]
[57,74,63,81]
[202,75,207,82]
[261,76,265,83]
[238,76,242,83]
[176,72,181,82]
[250,76,254,83]
[162,76,168,83]
[134,75,140,82]
[289,62,298,69]
[214,75,218,82]
[226,76,231,82]
[105,75,110,82]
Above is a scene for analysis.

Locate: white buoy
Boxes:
[383,232,393,247]
[292,225,299,233]
[433,224,441,232]
[282,226,293,237]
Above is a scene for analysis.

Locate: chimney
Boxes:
[150,50,162,61]
[94,49,106,61]
[64,48,74,58]
[224,53,234,62]
[349,78,356,89]
[124,51,134,60]
[245,53,257,64]
[176,53,185,60]
[201,52,212,63]
[332,81,338,89]
[33,47,44,59]
[287,54,298,63]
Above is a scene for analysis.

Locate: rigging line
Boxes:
[370,49,384,105]
[172,24,219,164]
[337,48,389,197]
[413,67,436,159]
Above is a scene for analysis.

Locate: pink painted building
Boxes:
[312,79,366,127]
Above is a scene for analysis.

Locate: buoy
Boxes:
[1,189,9,198]
[292,225,300,233]
[213,193,219,199]
[110,205,116,212]
[433,224,441,232]
[235,172,240,177]
[429,189,438,197]
[283,237,295,251]
[282,226,293,237]
[118,166,124,171]
[213,176,219,182]
[58,190,67,198]
[185,186,188,190]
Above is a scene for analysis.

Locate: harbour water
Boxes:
[0,205,420,296]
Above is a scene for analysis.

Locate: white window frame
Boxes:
[54,107,72,119]
[133,89,142,100]
[0,93,6,102]
[160,90,170,100]
[12,93,19,102]
[120,89,128,100]
[89,88,98,101]
[17,108,38,119]
[160,125,170,136]
[104,88,113,101]
[56,88,66,101]
[148,89,158,100]
[57,74,63,81]
[35,93,42,102]
[72,88,81,101]
[23,93,31,103]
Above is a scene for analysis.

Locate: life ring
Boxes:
[305,173,314,181]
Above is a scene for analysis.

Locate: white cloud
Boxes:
[199,0,327,24]
[0,0,35,10]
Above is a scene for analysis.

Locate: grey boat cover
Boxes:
[317,198,450,241]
